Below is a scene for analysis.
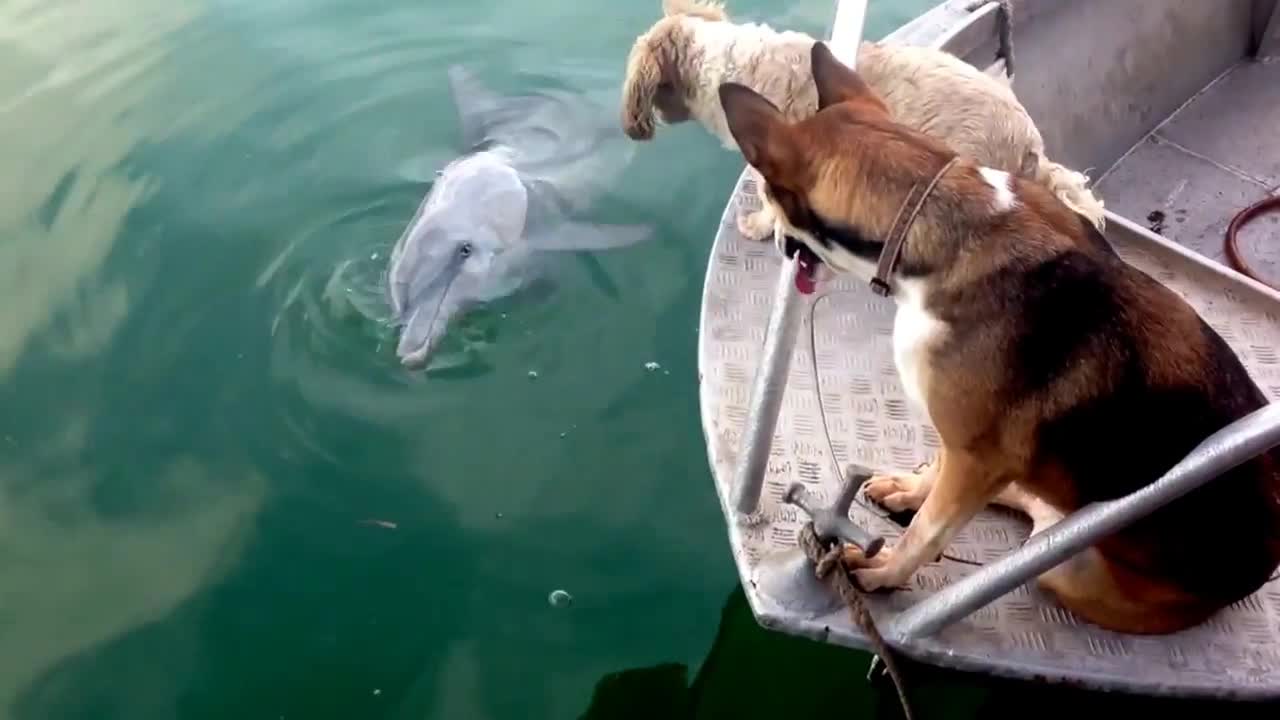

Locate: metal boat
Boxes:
[697,0,1280,699]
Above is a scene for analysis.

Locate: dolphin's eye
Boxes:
[459,243,473,258]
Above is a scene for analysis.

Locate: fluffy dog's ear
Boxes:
[621,37,662,140]
[811,41,884,112]
[718,83,798,182]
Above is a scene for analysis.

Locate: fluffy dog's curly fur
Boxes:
[621,0,1106,239]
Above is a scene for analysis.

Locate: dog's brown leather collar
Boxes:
[871,156,961,297]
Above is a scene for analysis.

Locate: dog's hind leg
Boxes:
[1032,544,1214,634]
[987,483,1212,633]
[989,481,1064,535]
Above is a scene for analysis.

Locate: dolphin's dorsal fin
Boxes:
[447,65,509,150]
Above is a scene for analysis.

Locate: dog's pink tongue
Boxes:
[795,249,819,294]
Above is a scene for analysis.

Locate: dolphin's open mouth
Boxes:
[396,267,461,369]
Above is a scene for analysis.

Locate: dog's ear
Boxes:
[811,41,884,112]
[621,37,662,140]
[718,82,799,182]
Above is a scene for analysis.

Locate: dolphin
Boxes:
[385,65,651,368]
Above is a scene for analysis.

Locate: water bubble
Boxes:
[370,252,379,260]
[527,370,538,379]
[548,589,573,608]
[644,361,661,371]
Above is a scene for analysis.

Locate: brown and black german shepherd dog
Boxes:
[717,40,1280,634]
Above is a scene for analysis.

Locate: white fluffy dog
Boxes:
[621,0,1105,240]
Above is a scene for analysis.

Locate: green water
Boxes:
[2,1,1274,719]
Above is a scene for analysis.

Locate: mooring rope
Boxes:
[798,521,915,720]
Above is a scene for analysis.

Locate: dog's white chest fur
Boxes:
[978,166,1016,213]
[891,279,947,416]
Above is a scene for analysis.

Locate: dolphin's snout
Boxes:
[398,345,431,369]
[393,287,456,370]
[395,319,440,370]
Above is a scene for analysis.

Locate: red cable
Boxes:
[1224,194,1280,290]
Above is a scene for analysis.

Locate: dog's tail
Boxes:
[662,0,728,21]
[1033,153,1107,231]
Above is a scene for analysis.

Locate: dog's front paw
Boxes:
[839,545,899,592]
[736,206,775,241]
[864,473,929,513]
[852,565,908,593]
[841,545,915,592]
[841,543,887,569]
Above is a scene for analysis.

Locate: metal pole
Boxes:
[731,0,869,518]
[829,0,869,62]
[731,253,807,515]
[886,401,1280,641]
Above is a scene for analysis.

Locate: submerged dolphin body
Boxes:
[386,66,650,368]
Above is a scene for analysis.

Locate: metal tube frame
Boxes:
[730,252,808,516]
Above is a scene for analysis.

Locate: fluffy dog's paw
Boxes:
[864,473,929,513]
[736,207,775,241]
